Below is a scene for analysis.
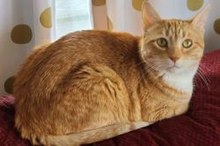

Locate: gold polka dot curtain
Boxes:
[1,0,220,94]
[92,0,220,52]
[0,0,53,94]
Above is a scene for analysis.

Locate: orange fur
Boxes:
[13,1,209,146]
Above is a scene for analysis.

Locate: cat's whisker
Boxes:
[199,62,212,71]
[133,61,163,86]
[143,61,157,71]
[196,67,210,90]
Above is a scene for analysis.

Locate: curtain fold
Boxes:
[91,0,108,30]
[92,0,142,34]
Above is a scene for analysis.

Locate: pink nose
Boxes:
[169,56,179,63]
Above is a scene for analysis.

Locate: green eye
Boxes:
[182,39,193,48]
[156,38,168,48]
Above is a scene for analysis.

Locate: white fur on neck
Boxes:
[163,68,197,95]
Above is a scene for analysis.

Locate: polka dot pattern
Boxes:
[4,76,15,94]
[1,2,54,94]
[132,0,144,11]
[11,24,32,44]
[40,7,52,28]
[92,0,106,6]
[187,0,204,11]
[214,19,220,35]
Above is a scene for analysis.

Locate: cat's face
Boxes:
[140,1,209,75]
[141,20,204,74]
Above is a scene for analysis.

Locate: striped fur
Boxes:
[13,1,209,146]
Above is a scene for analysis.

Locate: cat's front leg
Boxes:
[143,103,189,122]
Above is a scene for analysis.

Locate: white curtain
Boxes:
[106,0,143,35]
[32,0,53,45]
[1,0,220,94]
[0,0,53,94]
[92,0,220,52]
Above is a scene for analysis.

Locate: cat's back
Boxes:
[54,30,140,63]
[36,30,139,65]
[14,30,140,97]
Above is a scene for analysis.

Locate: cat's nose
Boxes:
[169,56,179,63]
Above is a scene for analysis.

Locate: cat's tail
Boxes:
[37,122,151,146]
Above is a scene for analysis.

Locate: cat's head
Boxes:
[140,1,210,76]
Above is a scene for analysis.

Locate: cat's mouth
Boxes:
[166,65,181,72]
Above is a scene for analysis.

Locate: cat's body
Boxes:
[13,2,209,146]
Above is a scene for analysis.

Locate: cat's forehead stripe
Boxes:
[162,21,188,38]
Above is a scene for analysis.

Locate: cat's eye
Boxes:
[182,39,193,48]
[156,38,168,48]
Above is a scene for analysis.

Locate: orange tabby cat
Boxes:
[13,1,209,146]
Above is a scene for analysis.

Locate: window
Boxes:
[53,0,93,39]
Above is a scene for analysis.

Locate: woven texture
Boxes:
[0,50,220,146]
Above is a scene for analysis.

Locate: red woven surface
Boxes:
[1,50,220,146]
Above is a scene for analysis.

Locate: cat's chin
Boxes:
[165,65,183,74]
[164,65,198,75]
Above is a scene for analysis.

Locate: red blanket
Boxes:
[1,50,220,146]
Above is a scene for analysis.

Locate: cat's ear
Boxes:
[191,4,210,30]
[142,1,161,30]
